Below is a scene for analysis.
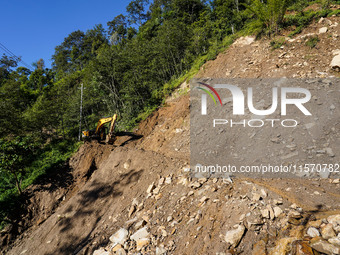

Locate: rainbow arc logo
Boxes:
[196,82,223,106]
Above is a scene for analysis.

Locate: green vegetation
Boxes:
[270,37,286,50]
[245,0,291,34]
[0,138,80,229]
[286,7,339,37]
[305,35,320,48]
[0,0,339,230]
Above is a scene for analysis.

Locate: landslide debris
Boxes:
[3,15,340,255]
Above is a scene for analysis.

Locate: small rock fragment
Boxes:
[252,193,262,201]
[225,225,246,247]
[267,205,275,220]
[158,177,165,186]
[261,208,270,219]
[261,189,267,198]
[319,27,328,34]
[109,228,129,245]
[129,205,136,217]
[116,248,127,255]
[153,186,161,195]
[156,246,167,255]
[310,237,340,255]
[165,176,172,184]
[273,198,283,205]
[321,224,336,239]
[136,238,150,250]
[135,220,146,229]
[325,148,335,157]
[327,214,340,230]
[328,237,340,246]
[111,244,123,252]
[252,240,266,255]
[190,181,202,189]
[147,183,156,194]
[200,196,209,203]
[307,227,320,238]
[93,248,110,255]
[273,207,282,218]
[130,227,149,241]
[292,240,314,255]
[330,54,340,71]
[271,237,298,255]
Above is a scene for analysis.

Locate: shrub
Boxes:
[305,36,320,48]
[245,0,292,34]
[270,37,286,49]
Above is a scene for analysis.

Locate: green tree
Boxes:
[0,68,34,137]
[0,137,35,195]
[52,26,108,78]
[0,54,19,85]
[211,0,245,38]
[107,14,129,44]
[245,0,291,33]
[126,0,150,25]
[52,30,85,75]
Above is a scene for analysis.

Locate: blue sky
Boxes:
[0,0,131,69]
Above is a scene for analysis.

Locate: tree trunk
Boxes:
[13,172,22,195]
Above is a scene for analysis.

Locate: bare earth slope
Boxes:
[4,16,340,255]
[196,16,340,79]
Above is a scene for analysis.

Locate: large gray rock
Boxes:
[225,225,246,247]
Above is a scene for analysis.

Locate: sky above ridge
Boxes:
[0,0,131,69]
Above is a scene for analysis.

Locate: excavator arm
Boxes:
[82,114,117,143]
[95,115,117,135]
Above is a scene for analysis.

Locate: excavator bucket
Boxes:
[105,114,117,144]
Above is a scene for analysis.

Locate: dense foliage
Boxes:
[0,0,339,230]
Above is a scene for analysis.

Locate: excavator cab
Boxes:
[82,114,117,144]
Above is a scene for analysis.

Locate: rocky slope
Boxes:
[196,16,340,78]
[2,15,340,255]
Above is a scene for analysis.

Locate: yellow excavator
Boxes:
[82,114,117,144]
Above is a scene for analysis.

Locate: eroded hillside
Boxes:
[2,15,340,255]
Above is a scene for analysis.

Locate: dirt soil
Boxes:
[2,15,340,255]
[196,16,340,79]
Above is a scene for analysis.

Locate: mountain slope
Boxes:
[3,15,340,255]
